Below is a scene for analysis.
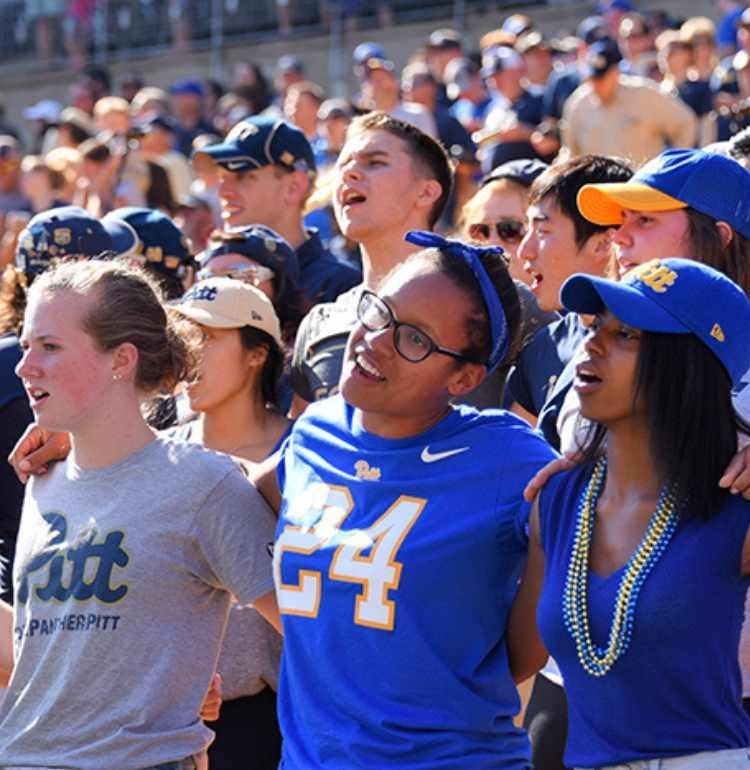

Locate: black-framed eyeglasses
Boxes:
[468,218,526,244]
[356,289,468,364]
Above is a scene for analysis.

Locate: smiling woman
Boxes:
[252,231,558,770]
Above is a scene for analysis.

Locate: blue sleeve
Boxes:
[275,435,293,495]
[718,10,740,48]
[506,356,535,414]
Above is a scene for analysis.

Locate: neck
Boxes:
[373,92,399,111]
[31,190,55,212]
[360,402,452,439]
[359,229,425,288]
[272,217,307,250]
[198,388,272,455]
[600,417,662,505]
[69,397,155,470]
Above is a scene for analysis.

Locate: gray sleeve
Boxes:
[192,467,276,605]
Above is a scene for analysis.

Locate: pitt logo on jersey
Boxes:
[354,460,381,481]
[629,260,678,294]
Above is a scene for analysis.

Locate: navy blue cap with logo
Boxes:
[583,38,623,79]
[15,205,133,278]
[191,116,316,176]
[104,207,194,278]
[199,224,301,292]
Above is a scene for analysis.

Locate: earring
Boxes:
[112,374,121,381]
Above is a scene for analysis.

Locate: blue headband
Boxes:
[404,230,510,371]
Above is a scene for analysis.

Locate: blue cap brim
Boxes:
[561,273,688,334]
[101,218,138,257]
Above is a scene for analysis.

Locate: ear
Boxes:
[715,220,734,249]
[283,170,312,207]
[244,344,269,370]
[415,178,444,215]
[446,361,486,398]
[588,228,615,271]
[111,342,139,383]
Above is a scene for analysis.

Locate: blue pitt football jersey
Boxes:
[274,395,557,769]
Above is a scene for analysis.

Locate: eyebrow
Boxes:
[339,149,391,165]
[528,209,549,223]
[21,333,61,344]
[383,295,438,338]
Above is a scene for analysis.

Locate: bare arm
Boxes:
[254,589,282,634]
[507,500,547,684]
[8,424,71,483]
[719,445,750,501]
[248,453,282,515]
[0,599,13,686]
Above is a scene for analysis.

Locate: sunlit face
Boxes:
[574,310,643,426]
[217,165,286,229]
[612,207,693,278]
[519,195,607,312]
[198,253,275,299]
[187,325,257,413]
[283,90,319,135]
[334,128,431,243]
[340,262,478,431]
[16,290,117,433]
[463,181,528,283]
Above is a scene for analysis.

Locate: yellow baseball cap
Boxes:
[576,182,687,226]
[175,277,283,347]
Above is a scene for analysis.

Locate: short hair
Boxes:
[20,155,65,192]
[348,111,453,229]
[528,155,634,249]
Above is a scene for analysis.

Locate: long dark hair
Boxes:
[239,326,284,408]
[581,330,750,520]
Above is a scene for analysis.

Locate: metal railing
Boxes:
[0,0,548,68]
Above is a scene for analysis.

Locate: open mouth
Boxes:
[27,386,50,407]
[574,364,602,393]
[341,188,367,209]
[525,264,543,292]
[354,353,385,381]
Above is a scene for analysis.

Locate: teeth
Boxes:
[343,190,365,205]
[357,355,383,379]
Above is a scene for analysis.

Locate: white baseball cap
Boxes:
[175,277,283,347]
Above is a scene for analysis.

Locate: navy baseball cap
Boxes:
[198,224,301,290]
[582,38,622,78]
[277,54,305,74]
[15,206,131,277]
[576,16,608,45]
[561,258,750,386]
[577,148,750,239]
[104,207,194,278]
[191,116,316,175]
[481,158,548,188]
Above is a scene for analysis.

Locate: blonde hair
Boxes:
[680,16,716,45]
[28,260,195,395]
[457,177,528,236]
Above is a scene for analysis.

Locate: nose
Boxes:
[612,219,633,247]
[582,324,606,358]
[15,348,38,381]
[341,161,363,184]
[362,325,395,357]
[518,229,536,263]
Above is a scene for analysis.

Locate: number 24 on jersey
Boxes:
[273,483,424,631]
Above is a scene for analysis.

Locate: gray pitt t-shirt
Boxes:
[0,438,276,770]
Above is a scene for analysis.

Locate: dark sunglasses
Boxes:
[356,289,468,364]
[468,219,526,244]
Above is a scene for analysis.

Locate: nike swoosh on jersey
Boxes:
[420,446,470,463]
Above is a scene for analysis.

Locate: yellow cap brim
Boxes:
[577,183,688,226]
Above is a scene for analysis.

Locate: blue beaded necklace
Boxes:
[563,458,680,677]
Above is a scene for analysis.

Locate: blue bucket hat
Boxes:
[578,148,750,239]
[191,116,316,176]
[561,258,750,386]
[15,206,133,277]
[104,207,194,278]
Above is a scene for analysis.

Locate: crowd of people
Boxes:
[1,1,750,769]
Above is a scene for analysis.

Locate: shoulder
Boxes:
[154,436,243,488]
[564,83,593,111]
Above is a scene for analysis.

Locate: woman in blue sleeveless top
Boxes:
[515,258,750,769]
[254,232,557,769]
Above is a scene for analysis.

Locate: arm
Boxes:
[9,424,71,483]
[248,453,282,515]
[510,401,538,428]
[653,87,698,148]
[507,499,547,683]
[254,589,282,634]
[0,599,13,686]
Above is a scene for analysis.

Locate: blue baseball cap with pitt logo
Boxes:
[191,116,316,176]
[577,148,750,239]
[561,258,750,386]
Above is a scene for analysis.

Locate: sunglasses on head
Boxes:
[468,219,526,244]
